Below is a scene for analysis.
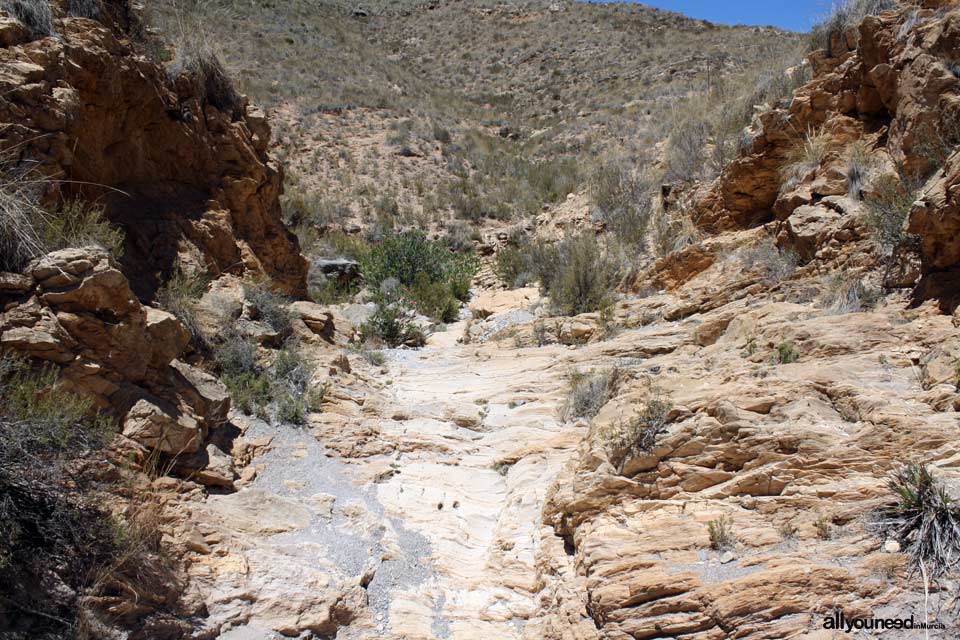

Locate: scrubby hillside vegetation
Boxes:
[2,0,960,638]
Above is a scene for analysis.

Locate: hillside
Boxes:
[3,0,960,639]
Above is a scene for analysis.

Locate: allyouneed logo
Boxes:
[822,610,946,633]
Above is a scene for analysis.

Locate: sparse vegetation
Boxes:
[534,233,621,316]
[157,267,208,349]
[738,238,799,284]
[820,273,881,314]
[0,156,124,271]
[775,340,799,364]
[244,283,294,336]
[708,515,735,550]
[216,335,319,424]
[565,367,622,420]
[605,393,673,468]
[864,173,919,260]
[872,463,960,577]
[810,0,898,55]
[1,0,55,39]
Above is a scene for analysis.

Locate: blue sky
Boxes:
[638,1,833,32]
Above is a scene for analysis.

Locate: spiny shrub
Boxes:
[157,268,208,349]
[565,367,622,420]
[708,515,735,550]
[872,463,960,577]
[1,0,55,38]
[738,238,798,284]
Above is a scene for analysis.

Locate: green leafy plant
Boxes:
[775,340,799,364]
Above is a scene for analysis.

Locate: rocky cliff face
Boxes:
[696,0,960,300]
[526,3,960,639]
[0,2,307,298]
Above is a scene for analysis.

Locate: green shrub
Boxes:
[362,230,474,289]
[361,230,477,322]
[42,199,125,258]
[775,340,799,364]
[494,238,537,289]
[591,162,653,250]
[872,463,960,577]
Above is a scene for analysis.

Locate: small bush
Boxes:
[872,463,960,577]
[649,207,700,258]
[360,290,426,348]
[539,233,620,316]
[565,367,621,420]
[844,140,876,199]
[707,515,735,550]
[1,0,55,38]
[363,349,386,366]
[244,284,293,335]
[820,273,881,314]
[607,394,672,461]
[814,515,834,540]
[775,340,799,364]
[864,174,918,260]
[738,238,798,284]
[781,128,830,190]
[494,235,538,289]
[157,268,208,349]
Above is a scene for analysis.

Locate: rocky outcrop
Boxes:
[0,2,307,297]
[696,3,960,298]
[0,247,234,483]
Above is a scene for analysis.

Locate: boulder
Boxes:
[122,397,203,454]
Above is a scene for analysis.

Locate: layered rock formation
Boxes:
[0,1,307,297]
